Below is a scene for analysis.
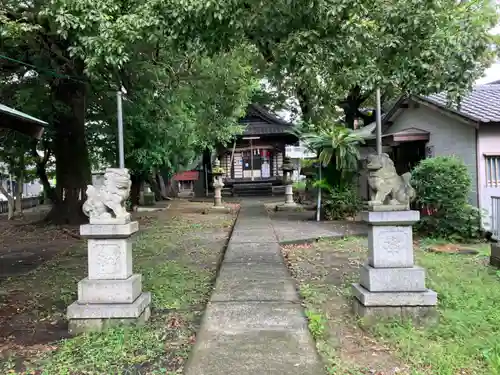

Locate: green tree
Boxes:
[245,0,498,126]
[0,0,250,223]
[2,0,496,225]
[86,45,258,204]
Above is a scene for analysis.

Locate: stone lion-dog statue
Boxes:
[365,153,415,208]
[83,168,132,222]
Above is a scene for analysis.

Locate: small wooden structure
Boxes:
[0,103,46,139]
[215,104,298,189]
[173,170,199,196]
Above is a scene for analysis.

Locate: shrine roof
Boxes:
[239,104,297,137]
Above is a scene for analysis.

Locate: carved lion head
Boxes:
[104,168,132,191]
[365,153,396,172]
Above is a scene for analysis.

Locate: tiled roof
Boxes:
[239,104,296,136]
[422,85,500,123]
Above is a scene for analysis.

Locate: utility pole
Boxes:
[117,89,125,168]
[376,88,382,155]
[316,164,322,222]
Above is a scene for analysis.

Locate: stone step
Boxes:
[232,183,274,197]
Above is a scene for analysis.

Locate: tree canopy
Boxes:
[244,0,498,125]
[0,0,497,222]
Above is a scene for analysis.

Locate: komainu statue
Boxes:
[365,153,415,209]
[83,168,132,222]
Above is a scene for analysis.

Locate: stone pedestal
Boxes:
[352,209,437,325]
[214,184,223,207]
[285,183,294,205]
[276,182,301,211]
[212,176,228,210]
[67,221,151,334]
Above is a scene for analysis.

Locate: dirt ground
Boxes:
[0,200,239,374]
[282,238,410,375]
[282,237,492,375]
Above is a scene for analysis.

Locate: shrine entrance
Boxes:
[241,148,273,180]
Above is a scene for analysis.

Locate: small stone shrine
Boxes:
[67,168,151,334]
[352,153,437,324]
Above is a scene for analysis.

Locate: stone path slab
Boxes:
[184,203,324,375]
[229,229,279,244]
[212,265,298,302]
[223,242,283,263]
[269,210,368,244]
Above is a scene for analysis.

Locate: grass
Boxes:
[283,237,500,375]
[374,245,500,375]
[0,203,236,375]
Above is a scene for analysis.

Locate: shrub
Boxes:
[293,180,307,192]
[294,179,317,205]
[411,156,481,240]
[315,179,362,221]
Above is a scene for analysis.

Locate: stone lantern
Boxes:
[276,157,299,210]
[211,158,225,209]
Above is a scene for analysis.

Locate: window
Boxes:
[486,155,500,187]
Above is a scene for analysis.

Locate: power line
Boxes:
[0,54,88,83]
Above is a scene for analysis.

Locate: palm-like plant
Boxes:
[293,125,366,173]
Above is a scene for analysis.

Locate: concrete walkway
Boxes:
[184,202,324,375]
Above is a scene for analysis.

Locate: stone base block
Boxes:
[353,298,438,327]
[67,291,150,325]
[209,206,232,214]
[275,203,301,212]
[490,243,500,268]
[352,284,437,306]
[87,238,133,280]
[68,306,151,335]
[368,225,414,268]
[80,221,139,239]
[366,203,408,212]
[361,210,420,226]
[359,264,426,292]
[77,274,142,304]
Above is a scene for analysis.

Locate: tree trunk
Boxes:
[14,171,23,215]
[297,85,314,124]
[31,143,56,203]
[45,71,91,225]
[339,86,375,129]
[130,172,143,208]
[147,173,163,201]
[0,182,14,220]
[166,177,179,198]
[156,171,168,198]
[7,197,14,220]
[14,154,24,215]
[14,185,22,214]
